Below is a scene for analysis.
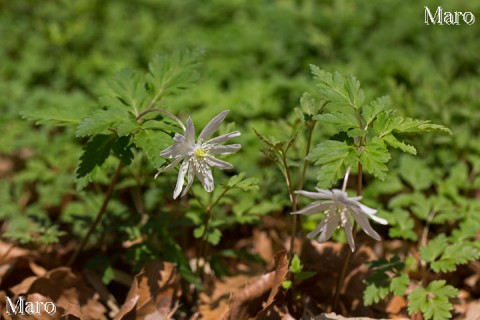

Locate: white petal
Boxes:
[344,218,355,252]
[314,188,336,198]
[207,131,241,145]
[349,208,381,241]
[307,217,327,239]
[154,156,185,178]
[317,214,340,243]
[198,110,229,142]
[369,214,388,225]
[331,189,350,202]
[181,165,195,197]
[291,201,334,215]
[209,144,241,155]
[173,132,185,143]
[160,142,189,158]
[356,202,377,216]
[173,161,189,199]
[196,162,214,192]
[295,190,334,200]
[185,117,196,145]
[205,156,234,170]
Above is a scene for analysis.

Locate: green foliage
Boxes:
[2,1,479,314]
[408,280,458,320]
[133,129,171,169]
[420,235,480,273]
[307,68,450,188]
[307,140,357,188]
[311,67,365,110]
[146,48,205,102]
[363,256,408,306]
[360,139,390,180]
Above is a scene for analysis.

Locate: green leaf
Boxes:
[394,118,452,135]
[420,235,449,263]
[310,66,365,110]
[362,96,390,128]
[21,104,93,126]
[116,116,141,136]
[408,280,458,320]
[390,273,409,296]
[295,92,317,123]
[282,280,293,290]
[430,242,480,273]
[360,140,391,180]
[388,209,418,241]
[146,48,204,102]
[76,106,129,137]
[193,226,222,246]
[134,129,171,169]
[366,256,404,273]
[383,134,417,155]
[307,140,358,188]
[374,113,451,138]
[225,173,259,191]
[108,68,148,115]
[76,135,114,178]
[372,110,399,138]
[290,254,303,274]
[364,282,390,306]
[111,136,134,165]
[313,112,359,131]
[207,228,222,246]
[399,156,435,191]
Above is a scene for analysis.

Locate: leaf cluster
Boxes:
[307,69,450,189]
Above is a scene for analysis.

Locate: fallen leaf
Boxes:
[223,251,288,320]
[9,267,107,319]
[256,251,289,319]
[466,300,480,320]
[312,312,390,319]
[386,296,406,314]
[199,274,253,319]
[114,260,180,320]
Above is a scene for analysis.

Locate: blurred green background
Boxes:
[1,0,479,258]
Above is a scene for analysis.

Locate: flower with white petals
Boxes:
[292,188,388,251]
[156,110,241,199]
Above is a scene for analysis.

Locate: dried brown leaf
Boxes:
[9,267,107,320]
[223,251,288,320]
[199,274,253,319]
[114,260,180,320]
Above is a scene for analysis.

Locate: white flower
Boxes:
[156,110,241,199]
[292,188,388,251]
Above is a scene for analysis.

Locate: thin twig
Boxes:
[288,123,316,258]
[67,162,123,267]
[135,107,186,131]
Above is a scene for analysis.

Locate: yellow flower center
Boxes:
[194,147,207,158]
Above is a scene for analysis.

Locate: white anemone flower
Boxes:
[156,110,241,199]
[292,188,388,251]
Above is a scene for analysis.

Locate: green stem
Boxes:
[288,123,316,258]
[135,107,186,130]
[280,151,296,258]
[67,162,123,267]
[332,163,362,312]
[195,188,229,276]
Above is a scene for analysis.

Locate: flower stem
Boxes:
[281,150,297,257]
[135,107,186,130]
[195,188,229,276]
[67,162,123,267]
[332,162,362,312]
[288,123,316,258]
